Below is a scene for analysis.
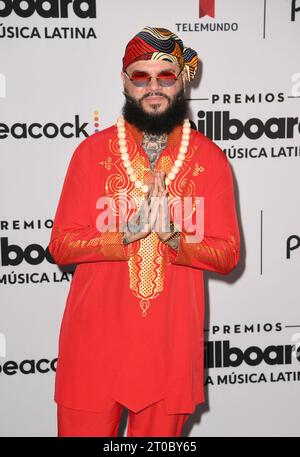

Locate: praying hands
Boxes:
[121,171,177,244]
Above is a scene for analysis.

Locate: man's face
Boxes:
[121,60,186,115]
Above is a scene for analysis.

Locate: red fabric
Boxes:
[199,0,215,18]
[57,399,189,437]
[48,122,240,415]
[122,36,158,71]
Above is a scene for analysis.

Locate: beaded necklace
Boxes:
[117,115,191,193]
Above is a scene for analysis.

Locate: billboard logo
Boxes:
[0,0,97,18]
[205,340,300,368]
[199,0,215,18]
[0,238,54,266]
[194,110,300,141]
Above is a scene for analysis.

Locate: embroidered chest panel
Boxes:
[99,131,203,316]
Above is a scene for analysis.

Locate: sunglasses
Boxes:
[124,68,183,88]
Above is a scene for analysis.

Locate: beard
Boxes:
[122,88,188,135]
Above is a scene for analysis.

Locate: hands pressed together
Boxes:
[122,171,176,245]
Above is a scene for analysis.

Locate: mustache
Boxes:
[140,92,171,103]
[123,90,171,104]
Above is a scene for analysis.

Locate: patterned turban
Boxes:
[122,26,199,82]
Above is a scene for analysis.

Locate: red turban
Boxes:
[122,26,199,82]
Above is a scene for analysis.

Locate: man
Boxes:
[48,26,240,437]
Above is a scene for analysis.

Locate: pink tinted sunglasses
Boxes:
[124,68,184,88]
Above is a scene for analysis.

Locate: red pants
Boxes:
[57,399,189,437]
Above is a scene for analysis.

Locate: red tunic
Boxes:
[48,121,240,414]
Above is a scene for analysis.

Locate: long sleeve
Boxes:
[167,143,240,275]
[48,139,130,266]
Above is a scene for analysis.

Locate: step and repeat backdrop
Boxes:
[0,0,299,437]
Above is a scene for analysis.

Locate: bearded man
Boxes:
[48,26,240,437]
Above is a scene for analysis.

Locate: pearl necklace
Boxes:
[117,115,191,193]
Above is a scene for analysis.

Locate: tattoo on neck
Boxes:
[142,132,168,170]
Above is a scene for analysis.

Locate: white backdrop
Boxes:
[0,0,299,437]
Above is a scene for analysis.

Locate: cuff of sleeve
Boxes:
[167,232,184,264]
[101,231,130,260]
[167,231,197,267]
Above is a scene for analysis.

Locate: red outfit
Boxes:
[48,121,240,416]
[57,398,189,437]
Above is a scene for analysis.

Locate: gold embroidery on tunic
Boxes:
[193,162,205,176]
[98,156,114,170]
[103,132,197,317]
